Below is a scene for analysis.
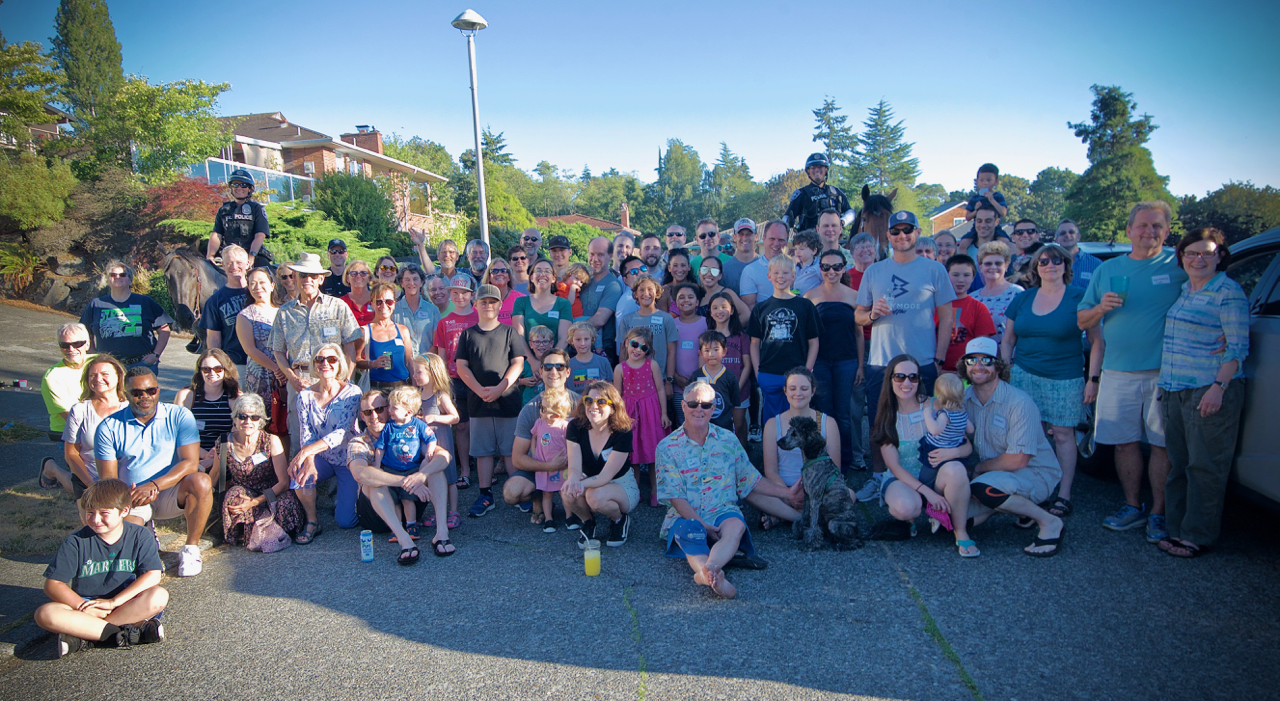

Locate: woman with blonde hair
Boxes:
[970,240,1024,345]
[289,342,364,542]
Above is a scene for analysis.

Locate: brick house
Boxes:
[928,201,969,234]
[191,112,450,232]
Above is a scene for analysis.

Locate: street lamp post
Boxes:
[452,9,490,248]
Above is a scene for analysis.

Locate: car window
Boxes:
[1228,250,1278,312]
[1260,275,1280,317]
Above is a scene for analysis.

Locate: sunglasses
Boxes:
[59,340,88,350]
[373,299,395,307]
[348,270,370,277]
[891,373,920,383]
[509,256,528,262]
[820,263,845,272]
[699,266,720,275]
[199,365,224,374]
[230,182,251,188]
[964,356,996,367]
[378,265,398,273]
[328,248,347,255]
[624,266,649,276]
[108,271,130,279]
[628,340,650,353]
[361,405,388,417]
[1037,255,1064,267]
[314,355,341,366]
[1013,229,1038,236]
[582,397,613,408]
[235,413,263,422]
[697,233,717,240]
[129,387,160,398]
[522,236,540,242]
[279,274,295,281]
[684,400,715,410]
[489,268,510,275]
[541,362,568,372]
[889,226,916,236]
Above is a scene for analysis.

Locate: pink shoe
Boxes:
[926,504,953,532]
[446,511,462,529]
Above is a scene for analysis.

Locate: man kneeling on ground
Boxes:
[656,381,802,598]
[35,478,168,656]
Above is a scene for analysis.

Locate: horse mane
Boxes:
[162,244,225,332]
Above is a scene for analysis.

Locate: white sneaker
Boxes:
[177,544,202,577]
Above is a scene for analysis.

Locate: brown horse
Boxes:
[850,184,897,256]
[161,243,225,352]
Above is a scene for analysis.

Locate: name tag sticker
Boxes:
[195,420,206,430]
[1192,295,1211,305]
[586,368,599,377]
[323,326,338,337]
[649,316,663,325]
[393,338,404,346]
[1080,271,1092,280]
[594,285,604,293]
[1152,274,1171,285]
[547,310,560,319]
[365,304,373,313]
[681,340,695,349]
[993,415,1008,430]
[601,447,613,462]
[908,411,923,424]
[686,457,700,471]
[416,308,430,319]
[251,452,269,465]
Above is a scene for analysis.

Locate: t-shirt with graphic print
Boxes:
[44,521,163,599]
[745,295,823,375]
[569,354,614,394]
[374,416,436,472]
[431,309,480,378]
[199,285,250,364]
[855,257,956,367]
[79,293,175,360]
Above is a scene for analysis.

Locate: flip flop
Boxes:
[1047,497,1073,517]
[760,514,782,531]
[432,539,456,557]
[37,458,59,490]
[1024,528,1064,558]
[1159,537,1208,558]
[397,546,420,566]
[956,539,981,558]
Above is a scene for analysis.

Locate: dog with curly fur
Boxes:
[777,416,864,551]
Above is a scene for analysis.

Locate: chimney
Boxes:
[620,201,630,229]
[341,126,383,154]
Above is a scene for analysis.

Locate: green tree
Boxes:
[644,139,706,230]
[912,183,949,213]
[577,168,648,226]
[541,220,604,263]
[812,98,856,187]
[1064,85,1176,242]
[704,143,764,227]
[994,174,1031,221]
[765,169,808,219]
[854,100,920,189]
[49,0,122,122]
[526,160,574,217]
[1179,182,1280,245]
[382,133,459,214]
[0,38,63,148]
[91,76,231,180]
[313,172,399,251]
[1022,167,1078,229]
[0,152,77,233]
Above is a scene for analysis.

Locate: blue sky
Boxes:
[4,0,1278,197]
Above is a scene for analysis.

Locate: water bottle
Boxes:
[359,530,374,562]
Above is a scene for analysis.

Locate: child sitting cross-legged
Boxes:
[35,478,168,656]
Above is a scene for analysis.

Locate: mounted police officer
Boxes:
[208,169,273,269]
[782,153,855,234]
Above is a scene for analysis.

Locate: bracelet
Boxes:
[150,480,159,493]
[915,484,923,493]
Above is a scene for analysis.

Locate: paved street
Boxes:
[1,301,1277,700]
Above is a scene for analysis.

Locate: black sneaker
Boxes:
[137,617,165,644]
[726,549,769,570]
[577,520,597,550]
[565,514,584,531]
[606,514,630,547]
[111,624,141,648]
[57,633,92,657]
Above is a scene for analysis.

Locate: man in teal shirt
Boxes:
[1078,201,1187,543]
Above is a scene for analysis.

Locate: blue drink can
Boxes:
[360,530,374,562]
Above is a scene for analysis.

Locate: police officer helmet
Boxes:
[228,169,256,190]
[805,153,830,170]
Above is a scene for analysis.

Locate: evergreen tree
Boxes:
[811,98,856,186]
[0,37,63,148]
[644,139,706,230]
[855,100,919,189]
[1067,85,1157,163]
[49,0,123,123]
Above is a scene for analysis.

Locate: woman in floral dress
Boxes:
[214,393,304,546]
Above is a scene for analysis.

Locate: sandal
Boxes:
[447,511,461,529]
[421,512,436,529]
[530,512,546,526]
[1047,497,1073,518]
[37,457,59,490]
[455,476,471,490]
[956,539,981,558]
[397,546,420,566]
[1159,537,1208,558]
[389,523,421,542]
[295,521,321,545]
[432,539,456,557]
[1024,528,1065,558]
[760,514,782,531]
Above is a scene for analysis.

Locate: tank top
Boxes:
[367,323,410,384]
[775,410,825,487]
[815,301,859,362]
[190,390,233,450]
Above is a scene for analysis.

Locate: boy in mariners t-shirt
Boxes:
[35,479,167,656]
[747,255,822,426]
[690,330,740,433]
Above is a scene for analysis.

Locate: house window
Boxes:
[303,161,315,174]
[953,217,965,226]
[334,153,345,171]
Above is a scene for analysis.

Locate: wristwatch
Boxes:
[1215,380,1230,391]
[1089,375,1101,383]
[934,358,946,366]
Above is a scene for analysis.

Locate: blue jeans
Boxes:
[757,372,789,428]
[865,362,939,438]
[290,453,360,529]
[813,358,863,469]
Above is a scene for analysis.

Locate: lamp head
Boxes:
[452,9,488,32]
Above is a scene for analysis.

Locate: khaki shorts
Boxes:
[130,484,183,522]
[1095,369,1165,447]
[968,467,1057,519]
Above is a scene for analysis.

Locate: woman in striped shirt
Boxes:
[175,348,242,471]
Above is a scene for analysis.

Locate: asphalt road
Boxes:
[1,302,1277,700]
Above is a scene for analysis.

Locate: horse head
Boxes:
[161,244,225,335]
[854,185,899,254]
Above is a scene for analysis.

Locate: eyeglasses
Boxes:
[108,272,130,279]
[200,365,224,374]
[522,236,540,242]
[489,268,509,276]
[348,270,370,277]
[314,355,341,366]
[360,405,388,417]
[235,413,263,422]
[889,226,916,236]
[129,387,160,398]
[1037,255,1063,267]
[378,265,398,273]
[964,356,996,367]
[684,400,715,410]
[582,396,613,407]
[624,265,648,276]
[1013,229,1038,236]
[891,373,920,383]
[1182,250,1219,261]
[699,266,720,275]
[820,263,846,272]
[373,299,395,307]
[541,362,567,372]
[628,340,649,353]
[59,340,88,350]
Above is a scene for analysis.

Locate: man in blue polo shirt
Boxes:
[1055,219,1102,289]
[95,367,210,577]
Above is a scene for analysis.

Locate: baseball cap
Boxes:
[890,211,920,229]
[734,217,757,233]
[964,337,998,358]
[476,284,501,301]
[548,235,571,250]
[448,274,476,292]
[327,238,347,251]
